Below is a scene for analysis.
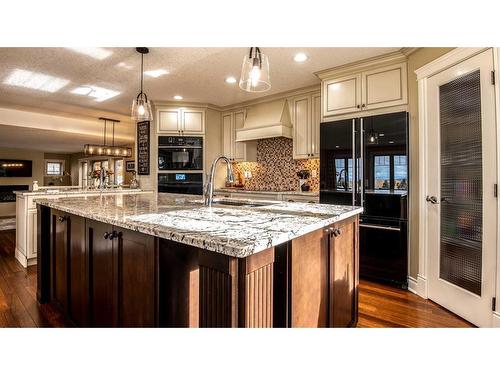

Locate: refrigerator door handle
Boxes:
[360,118,364,207]
[352,119,356,206]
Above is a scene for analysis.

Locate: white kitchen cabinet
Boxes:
[323,74,362,117]
[319,57,408,119]
[361,62,408,111]
[157,106,205,135]
[222,109,255,162]
[292,92,321,159]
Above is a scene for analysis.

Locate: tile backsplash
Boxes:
[232,137,319,192]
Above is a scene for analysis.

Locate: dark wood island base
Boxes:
[37,205,359,328]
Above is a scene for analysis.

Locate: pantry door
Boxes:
[425,49,497,327]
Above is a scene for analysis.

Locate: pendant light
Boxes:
[84,117,132,158]
[131,47,153,121]
[367,120,379,145]
[239,47,271,92]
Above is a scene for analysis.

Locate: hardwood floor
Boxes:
[0,230,473,328]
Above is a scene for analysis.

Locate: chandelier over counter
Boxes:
[239,47,271,93]
[131,47,153,121]
[84,117,132,158]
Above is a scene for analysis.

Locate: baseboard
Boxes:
[416,274,428,299]
[407,276,418,294]
[493,312,500,328]
[27,257,37,267]
[14,248,28,268]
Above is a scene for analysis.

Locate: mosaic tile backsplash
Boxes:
[232,137,320,192]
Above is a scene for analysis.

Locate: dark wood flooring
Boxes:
[0,230,473,328]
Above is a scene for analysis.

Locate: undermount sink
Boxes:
[211,199,277,208]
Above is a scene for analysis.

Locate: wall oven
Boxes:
[158,136,203,171]
[158,173,203,195]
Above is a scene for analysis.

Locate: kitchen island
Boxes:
[36,192,362,328]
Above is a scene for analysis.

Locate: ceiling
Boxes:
[0,47,400,115]
[0,124,131,153]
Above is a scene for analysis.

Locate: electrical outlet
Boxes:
[311,170,317,178]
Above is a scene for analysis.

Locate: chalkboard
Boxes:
[137,121,150,175]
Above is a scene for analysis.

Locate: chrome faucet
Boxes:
[205,156,234,207]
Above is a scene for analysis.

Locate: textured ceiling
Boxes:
[0,47,400,115]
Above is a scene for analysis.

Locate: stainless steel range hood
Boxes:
[235,99,292,142]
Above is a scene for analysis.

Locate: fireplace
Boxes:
[0,185,29,203]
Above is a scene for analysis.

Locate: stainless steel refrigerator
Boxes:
[320,111,409,288]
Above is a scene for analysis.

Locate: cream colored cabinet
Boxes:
[157,106,205,135]
[320,60,408,119]
[292,92,321,159]
[323,74,362,117]
[222,109,250,162]
[361,62,408,111]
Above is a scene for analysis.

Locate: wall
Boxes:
[232,137,319,192]
[407,47,454,279]
[0,147,44,217]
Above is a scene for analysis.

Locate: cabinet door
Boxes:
[68,214,88,327]
[323,74,362,117]
[233,110,246,161]
[51,210,69,312]
[293,95,311,159]
[87,220,115,327]
[158,108,181,133]
[361,62,407,110]
[329,217,358,327]
[222,113,233,159]
[115,227,156,327]
[310,93,321,158]
[181,108,205,134]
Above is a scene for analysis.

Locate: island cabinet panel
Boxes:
[329,216,359,328]
[87,220,115,327]
[51,210,69,313]
[68,214,87,327]
[87,220,157,327]
[290,228,329,328]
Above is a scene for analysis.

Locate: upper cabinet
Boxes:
[317,53,408,120]
[157,106,205,135]
[292,92,321,159]
[222,109,256,162]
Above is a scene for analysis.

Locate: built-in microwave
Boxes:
[158,173,203,195]
[158,136,203,171]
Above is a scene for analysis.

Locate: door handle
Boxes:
[426,195,439,204]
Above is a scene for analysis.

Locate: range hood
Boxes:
[235,99,292,142]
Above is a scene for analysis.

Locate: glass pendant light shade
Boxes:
[131,47,153,122]
[239,47,271,93]
[131,92,153,121]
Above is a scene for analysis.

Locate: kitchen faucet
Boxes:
[205,156,234,207]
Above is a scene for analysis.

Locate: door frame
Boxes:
[416,47,500,327]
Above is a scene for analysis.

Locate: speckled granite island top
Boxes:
[36,192,363,258]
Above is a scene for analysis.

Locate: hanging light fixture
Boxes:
[84,117,132,158]
[131,47,153,121]
[239,47,271,92]
[367,120,379,145]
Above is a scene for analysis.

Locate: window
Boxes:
[373,154,407,190]
[45,160,64,176]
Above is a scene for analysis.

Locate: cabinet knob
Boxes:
[58,216,67,222]
[332,228,342,237]
[103,231,110,239]
[356,105,360,109]
[361,104,366,108]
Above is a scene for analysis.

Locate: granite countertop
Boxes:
[15,188,148,196]
[36,192,362,258]
[215,188,319,197]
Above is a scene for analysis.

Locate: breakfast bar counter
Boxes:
[36,192,362,328]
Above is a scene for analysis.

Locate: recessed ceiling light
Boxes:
[173,95,183,100]
[3,69,69,93]
[117,62,133,70]
[335,145,340,148]
[293,53,309,62]
[145,69,169,78]
[389,140,395,144]
[67,47,112,60]
[71,85,120,102]
[225,76,237,84]
[379,133,385,137]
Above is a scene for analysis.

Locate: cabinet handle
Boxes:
[103,231,110,239]
[331,228,341,237]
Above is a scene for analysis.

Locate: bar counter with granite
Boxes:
[36,192,362,328]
